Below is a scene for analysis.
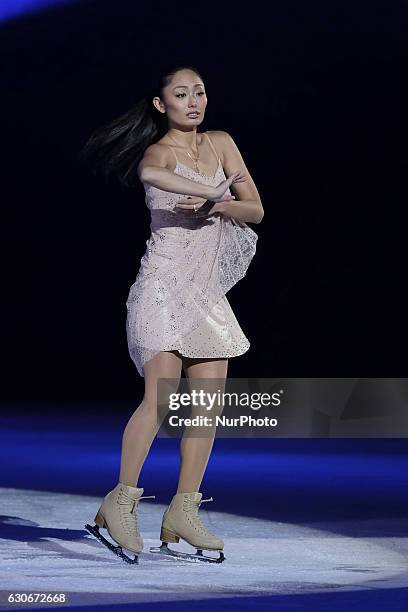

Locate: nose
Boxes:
[188,93,199,106]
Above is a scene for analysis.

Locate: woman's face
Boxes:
[154,69,207,129]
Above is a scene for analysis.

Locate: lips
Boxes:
[186,112,200,117]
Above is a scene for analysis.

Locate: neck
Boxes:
[167,128,200,149]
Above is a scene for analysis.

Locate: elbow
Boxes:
[254,204,264,224]
[139,164,159,184]
[139,167,152,183]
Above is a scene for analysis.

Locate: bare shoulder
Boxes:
[137,142,175,178]
[206,130,232,140]
[205,130,237,164]
[206,130,243,167]
[206,130,234,146]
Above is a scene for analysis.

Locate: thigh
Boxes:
[143,350,183,405]
[183,357,229,418]
[183,356,229,381]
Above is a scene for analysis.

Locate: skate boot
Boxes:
[85,482,155,564]
[149,492,225,563]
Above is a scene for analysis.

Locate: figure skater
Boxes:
[80,64,263,563]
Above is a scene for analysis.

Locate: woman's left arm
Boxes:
[211,131,264,224]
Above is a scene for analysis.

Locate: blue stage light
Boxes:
[0,0,76,23]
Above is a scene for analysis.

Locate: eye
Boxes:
[175,91,206,98]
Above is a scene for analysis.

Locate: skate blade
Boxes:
[84,523,139,564]
[149,542,225,564]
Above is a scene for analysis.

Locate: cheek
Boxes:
[168,101,185,113]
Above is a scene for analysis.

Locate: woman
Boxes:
[80,64,263,564]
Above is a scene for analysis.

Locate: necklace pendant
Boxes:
[186,151,200,173]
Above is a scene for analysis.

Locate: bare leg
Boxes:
[176,357,228,494]
[119,350,183,486]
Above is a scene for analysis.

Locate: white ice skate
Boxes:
[85,482,155,564]
[149,492,225,564]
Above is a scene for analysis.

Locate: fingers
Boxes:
[228,171,246,183]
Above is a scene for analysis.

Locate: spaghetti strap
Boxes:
[204,132,221,164]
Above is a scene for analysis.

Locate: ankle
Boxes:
[119,478,140,487]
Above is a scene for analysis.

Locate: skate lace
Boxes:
[200,497,214,505]
[131,495,156,514]
[118,492,155,533]
[185,497,214,535]
[182,497,213,511]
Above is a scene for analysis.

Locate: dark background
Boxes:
[2,8,408,611]
[2,0,407,402]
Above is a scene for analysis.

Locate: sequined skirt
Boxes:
[125,214,257,377]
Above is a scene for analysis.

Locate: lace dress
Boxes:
[126,132,258,377]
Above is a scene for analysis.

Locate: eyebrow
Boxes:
[172,84,204,90]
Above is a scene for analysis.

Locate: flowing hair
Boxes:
[78,64,204,189]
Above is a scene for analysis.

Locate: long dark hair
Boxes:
[78,64,204,189]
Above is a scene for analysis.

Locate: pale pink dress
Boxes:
[126,132,258,377]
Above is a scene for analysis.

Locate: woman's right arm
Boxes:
[138,144,243,202]
[138,144,214,199]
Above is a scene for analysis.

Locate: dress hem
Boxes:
[134,342,250,378]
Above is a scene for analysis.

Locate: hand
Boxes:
[207,170,246,202]
[175,194,235,218]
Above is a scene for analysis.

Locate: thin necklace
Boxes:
[167,133,200,173]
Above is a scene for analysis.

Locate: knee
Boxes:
[141,396,158,411]
[210,402,224,419]
[191,400,224,419]
[123,399,157,431]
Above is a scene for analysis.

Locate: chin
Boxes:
[185,117,204,126]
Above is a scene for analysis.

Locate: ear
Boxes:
[152,96,166,114]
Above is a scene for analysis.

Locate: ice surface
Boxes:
[1,487,408,608]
